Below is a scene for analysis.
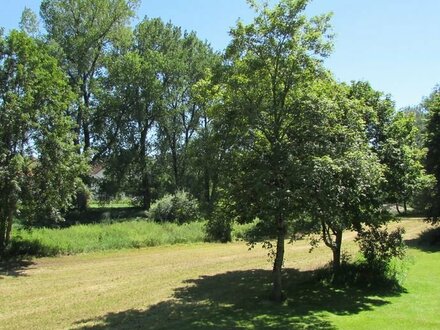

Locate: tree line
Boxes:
[1,0,440,301]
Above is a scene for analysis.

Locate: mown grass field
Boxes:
[0,218,439,329]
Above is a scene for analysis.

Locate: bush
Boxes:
[357,226,406,266]
[205,214,232,243]
[355,226,407,286]
[148,191,200,223]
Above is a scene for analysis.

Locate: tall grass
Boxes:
[8,220,207,257]
[5,219,258,258]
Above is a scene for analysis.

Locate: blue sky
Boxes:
[1,0,439,109]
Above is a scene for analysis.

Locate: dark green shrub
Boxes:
[205,215,232,243]
[357,226,406,266]
[148,191,200,223]
[355,226,407,287]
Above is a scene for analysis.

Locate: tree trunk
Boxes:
[332,230,343,274]
[0,202,15,252]
[141,174,151,210]
[83,123,91,152]
[0,216,6,252]
[171,145,179,189]
[203,167,211,212]
[396,203,401,215]
[403,200,408,213]
[271,215,285,302]
[140,126,151,210]
[5,210,13,247]
[74,107,82,147]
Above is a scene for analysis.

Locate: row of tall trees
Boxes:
[1,0,438,300]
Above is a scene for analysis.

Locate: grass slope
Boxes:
[0,219,438,329]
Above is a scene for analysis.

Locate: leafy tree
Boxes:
[348,81,395,152]
[155,28,218,192]
[424,87,440,223]
[219,0,333,302]
[0,31,87,251]
[94,18,164,209]
[348,82,429,214]
[95,18,218,208]
[303,80,387,273]
[186,67,225,213]
[19,7,39,36]
[40,0,139,152]
[401,105,427,148]
[382,111,429,213]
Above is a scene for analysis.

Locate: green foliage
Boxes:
[356,226,407,284]
[205,216,232,243]
[0,30,87,249]
[6,220,206,257]
[424,87,440,223]
[19,7,39,36]
[205,198,237,243]
[218,0,334,301]
[148,191,200,224]
[40,0,140,157]
[381,111,430,212]
[301,79,389,272]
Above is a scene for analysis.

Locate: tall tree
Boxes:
[0,31,87,251]
[95,18,218,208]
[156,28,218,191]
[40,0,139,153]
[349,81,395,152]
[19,7,39,36]
[424,87,440,222]
[219,0,333,302]
[382,111,428,213]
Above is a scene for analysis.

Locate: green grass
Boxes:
[328,247,440,329]
[1,219,438,329]
[8,220,207,256]
[6,219,254,257]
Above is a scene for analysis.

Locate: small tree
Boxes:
[302,80,388,274]
[308,150,387,273]
[0,31,87,251]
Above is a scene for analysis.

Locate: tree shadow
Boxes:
[74,268,403,329]
[0,256,34,278]
[405,226,440,253]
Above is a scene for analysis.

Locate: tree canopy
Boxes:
[0,30,87,250]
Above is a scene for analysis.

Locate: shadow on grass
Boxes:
[0,256,34,278]
[406,226,440,253]
[4,237,59,259]
[75,268,403,329]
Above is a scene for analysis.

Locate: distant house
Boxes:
[90,164,105,180]
[90,164,105,197]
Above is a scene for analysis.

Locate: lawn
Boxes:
[0,218,438,329]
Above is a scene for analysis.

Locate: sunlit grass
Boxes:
[7,219,254,257]
[0,219,438,329]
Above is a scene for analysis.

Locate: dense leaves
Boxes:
[424,88,440,223]
[0,31,87,250]
[218,0,333,301]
